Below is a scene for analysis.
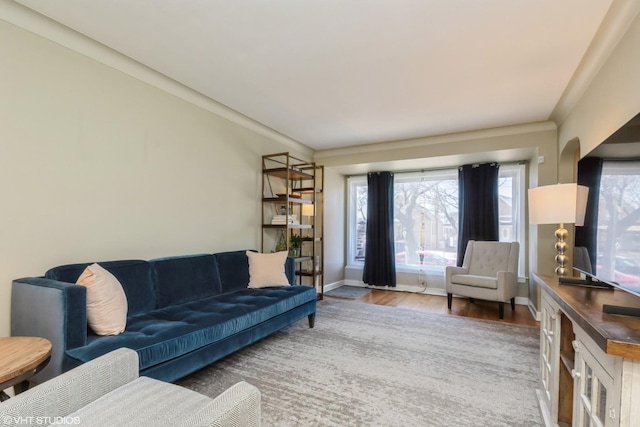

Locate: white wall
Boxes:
[0,17,308,337]
[321,167,345,286]
[558,11,640,157]
[316,123,558,303]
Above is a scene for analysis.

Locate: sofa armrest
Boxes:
[285,257,296,285]
[11,277,88,384]
[496,271,517,299]
[445,266,468,290]
[0,348,139,424]
[181,381,261,427]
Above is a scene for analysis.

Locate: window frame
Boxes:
[346,163,526,277]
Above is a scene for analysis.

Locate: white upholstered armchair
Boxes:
[445,240,519,319]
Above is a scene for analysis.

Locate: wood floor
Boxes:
[325,288,540,327]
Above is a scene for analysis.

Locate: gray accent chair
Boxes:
[0,348,261,426]
[445,240,520,319]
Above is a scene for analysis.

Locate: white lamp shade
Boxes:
[528,183,589,226]
[301,203,315,217]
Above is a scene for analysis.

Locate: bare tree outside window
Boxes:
[354,184,367,261]
[349,165,523,271]
[393,173,458,267]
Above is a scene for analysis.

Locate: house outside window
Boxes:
[347,164,525,275]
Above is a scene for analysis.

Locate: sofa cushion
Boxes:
[150,254,222,308]
[76,263,128,336]
[450,274,498,289]
[246,251,290,288]
[46,260,156,316]
[66,286,317,370]
[467,241,514,277]
[214,250,253,293]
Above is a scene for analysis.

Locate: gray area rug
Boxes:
[176,299,542,427]
[324,285,371,299]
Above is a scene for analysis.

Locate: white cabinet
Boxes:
[535,274,640,427]
[572,329,620,427]
[538,293,560,425]
[538,291,577,427]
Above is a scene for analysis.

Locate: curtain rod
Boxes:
[348,160,527,178]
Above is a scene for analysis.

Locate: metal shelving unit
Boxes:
[262,152,324,299]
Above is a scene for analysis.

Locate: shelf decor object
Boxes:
[262,152,324,298]
[528,183,589,275]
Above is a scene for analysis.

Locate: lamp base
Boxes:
[555,266,568,276]
[554,224,568,276]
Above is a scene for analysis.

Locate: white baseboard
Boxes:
[528,300,541,321]
[330,279,531,306]
[323,281,343,292]
[339,279,447,296]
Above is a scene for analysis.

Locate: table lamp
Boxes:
[301,203,314,223]
[528,183,589,275]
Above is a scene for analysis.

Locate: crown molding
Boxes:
[1,0,312,156]
[551,0,640,126]
[315,121,556,159]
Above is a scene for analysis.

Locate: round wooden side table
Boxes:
[0,336,52,401]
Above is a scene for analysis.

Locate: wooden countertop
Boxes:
[0,337,52,384]
[534,274,640,360]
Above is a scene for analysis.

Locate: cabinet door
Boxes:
[573,339,618,427]
[539,294,560,423]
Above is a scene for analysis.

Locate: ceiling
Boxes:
[15,0,615,151]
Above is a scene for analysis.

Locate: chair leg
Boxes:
[511,297,515,311]
[308,313,315,328]
[498,302,505,319]
[447,293,453,309]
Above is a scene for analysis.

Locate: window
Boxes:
[595,160,640,288]
[347,164,525,273]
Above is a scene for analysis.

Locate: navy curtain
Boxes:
[363,172,396,287]
[456,163,500,266]
[575,157,603,269]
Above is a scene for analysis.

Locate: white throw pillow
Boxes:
[76,263,128,335]
[246,251,291,288]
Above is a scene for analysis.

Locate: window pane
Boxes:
[584,365,593,401]
[596,161,640,292]
[394,171,458,268]
[500,164,525,276]
[349,177,367,263]
[499,174,514,241]
[348,164,524,272]
[354,181,367,262]
[597,382,607,423]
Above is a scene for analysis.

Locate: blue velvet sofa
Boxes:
[11,250,316,385]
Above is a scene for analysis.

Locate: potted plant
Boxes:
[289,234,304,257]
